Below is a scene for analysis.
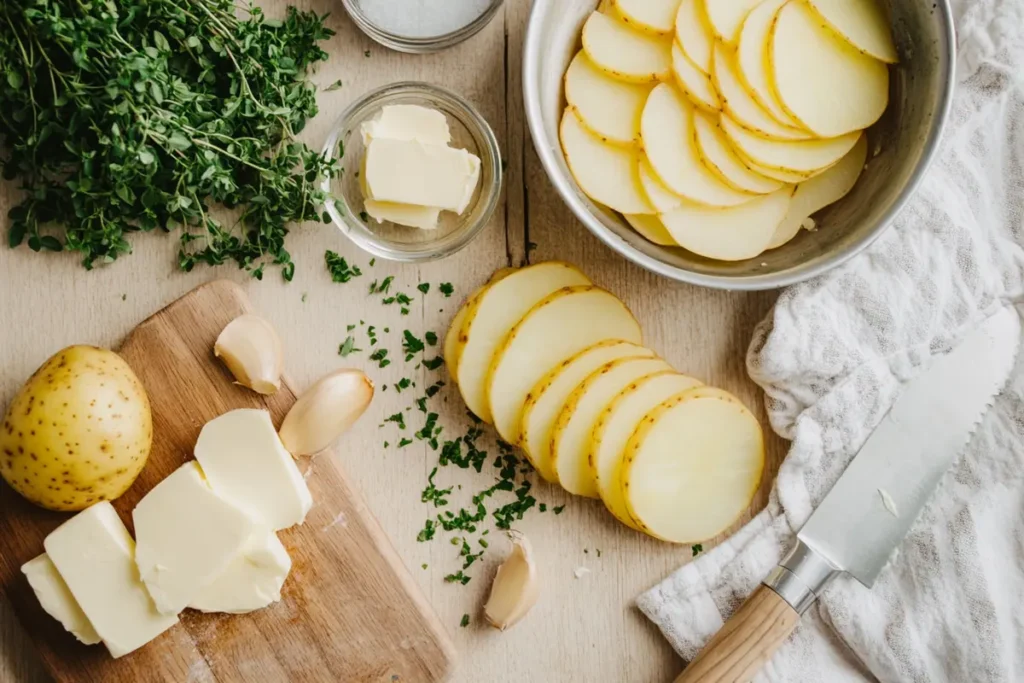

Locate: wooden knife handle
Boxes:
[673,585,800,683]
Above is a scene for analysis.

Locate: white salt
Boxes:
[355,0,496,40]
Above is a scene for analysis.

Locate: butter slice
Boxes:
[194,409,313,530]
[43,502,178,659]
[362,104,451,145]
[364,138,481,214]
[188,527,292,614]
[133,461,254,615]
[21,554,101,646]
[364,200,441,230]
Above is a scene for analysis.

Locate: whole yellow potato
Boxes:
[0,346,153,511]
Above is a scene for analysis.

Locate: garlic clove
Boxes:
[214,314,284,395]
[483,531,540,631]
[278,369,374,457]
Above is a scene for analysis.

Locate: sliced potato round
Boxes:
[552,357,673,497]
[659,187,793,261]
[582,11,672,83]
[612,0,681,35]
[458,262,591,423]
[561,109,654,214]
[445,268,517,379]
[592,372,703,529]
[808,0,898,64]
[693,110,782,194]
[638,158,684,213]
[770,0,889,137]
[736,0,804,129]
[624,214,677,246]
[488,286,642,443]
[739,152,822,183]
[705,0,761,44]
[671,42,721,112]
[565,51,652,146]
[623,387,764,543]
[520,342,654,482]
[711,42,812,141]
[675,0,714,74]
[720,114,860,173]
[769,133,867,248]
[640,84,753,208]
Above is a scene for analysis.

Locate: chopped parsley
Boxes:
[423,356,445,371]
[395,377,413,392]
[338,336,361,357]
[417,282,430,294]
[422,468,453,507]
[444,571,471,585]
[692,544,704,557]
[439,282,454,297]
[417,519,437,542]
[425,381,445,398]
[399,437,413,448]
[326,79,344,91]
[460,614,470,628]
[553,505,566,515]
[358,210,370,222]
[369,348,390,368]
[384,412,406,430]
[403,330,425,360]
[369,276,394,294]
[425,331,438,346]
[325,251,362,283]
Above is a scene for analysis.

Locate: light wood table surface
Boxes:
[0,2,786,681]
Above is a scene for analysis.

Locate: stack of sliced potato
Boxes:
[560,0,894,261]
[445,262,765,543]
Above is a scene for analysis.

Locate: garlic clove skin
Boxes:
[279,369,374,457]
[214,314,284,395]
[483,531,540,631]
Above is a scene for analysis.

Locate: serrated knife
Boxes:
[676,308,1021,683]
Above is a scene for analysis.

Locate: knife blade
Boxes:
[676,308,1020,683]
[798,306,1020,587]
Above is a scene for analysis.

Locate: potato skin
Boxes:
[0,346,153,511]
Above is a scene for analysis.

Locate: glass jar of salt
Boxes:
[341,0,504,53]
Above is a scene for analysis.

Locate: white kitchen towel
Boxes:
[636,1,1024,681]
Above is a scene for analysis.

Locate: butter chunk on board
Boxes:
[194,408,313,530]
[43,501,178,659]
[21,554,101,646]
[189,527,292,614]
[364,137,481,214]
[133,461,255,615]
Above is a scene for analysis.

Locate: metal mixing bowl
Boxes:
[523,0,955,290]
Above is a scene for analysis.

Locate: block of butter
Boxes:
[21,554,101,646]
[189,527,292,614]
[364,138,481,214]
[359,103,481,228]
[362,104,451,145]
[194,408,312,531]
[43,502,178,659]
[133,461,255,615]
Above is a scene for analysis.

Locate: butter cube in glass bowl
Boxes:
[321,82,502,262]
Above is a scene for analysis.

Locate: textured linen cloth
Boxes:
[636,1,1024,681]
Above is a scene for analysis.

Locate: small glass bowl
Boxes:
[340,0,505,54]
[320,82,502,263]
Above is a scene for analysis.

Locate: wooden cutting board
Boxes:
[0,280,457,683]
